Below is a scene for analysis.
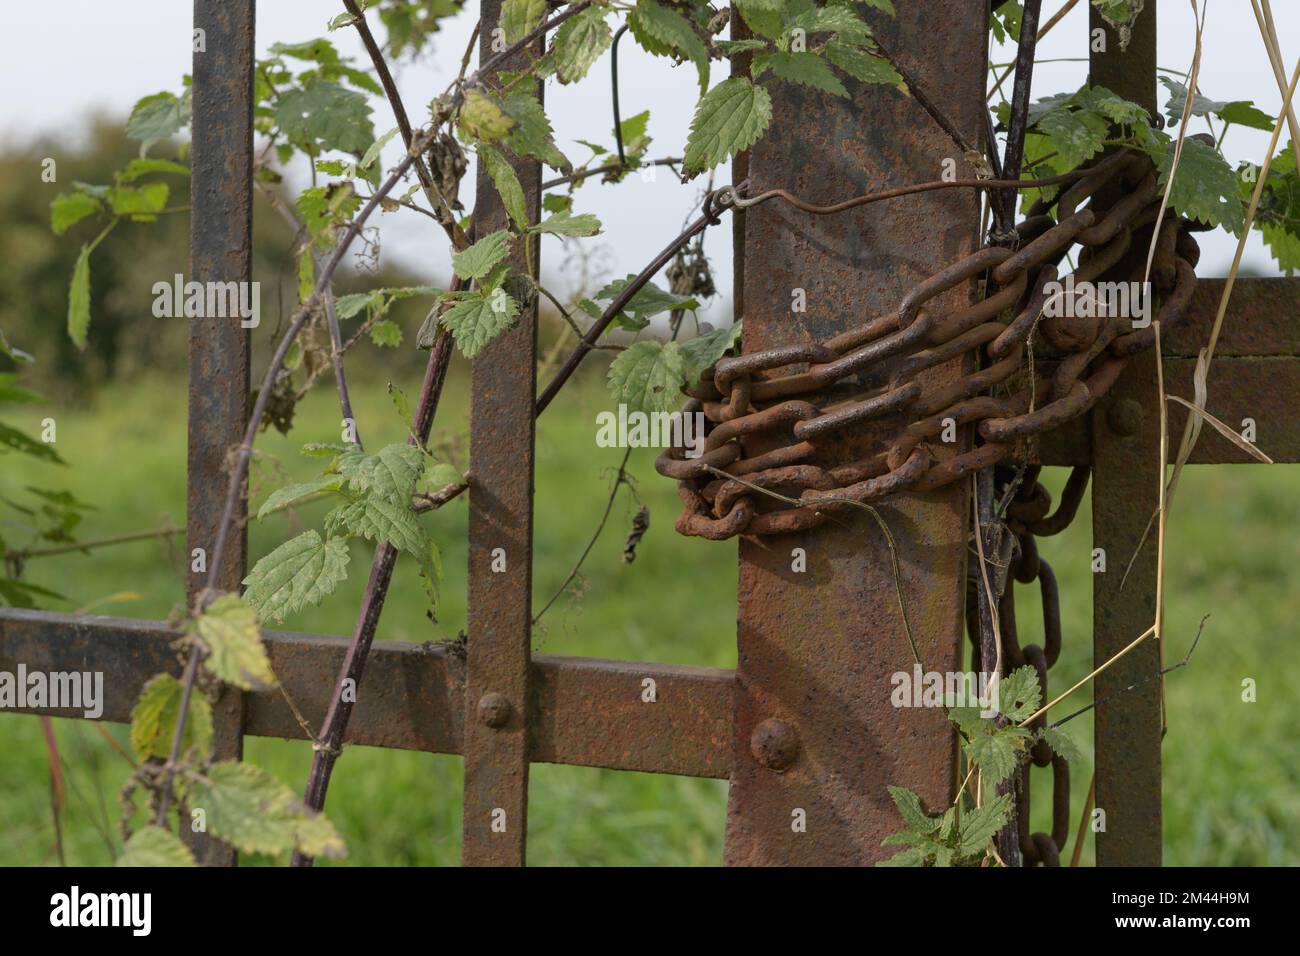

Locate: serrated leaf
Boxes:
[501,0,546,43]
[274,79,375,155]
[242,531,350,623]
[629,0,710,93]
[1154,137,1244,233]
[116,826,197,867]
[126,91,190,153]
[478,144,530,229]
[965,729,1019,785]
[67,245,91,350]
[423,460,464,491]
[1036,107,1108,169]
[326,496,428,555]
[753,51,847,98]
[530,211,602,237]
[947,705,988,736]
[459,91,514,142]
[337,442,425,503]
[553,7,613,84]
[440,290,519,358]
[129,673,214,762]
[996,665,1042,722]
[825,41,905,91]
[607,340,690,416]
[887,785,942,834]
[1219,100,1274,132]
[258,476,342,519]
[185,761,345,859]
[452,229,512,280]
[684,77,772,172]
[117,158,190,182]
[878,846,928,867]
[786,6,872,37]
[500,92,570,170]
[369,319,402,347]
[190,593,275,691]
[957,792,1012,858]
[50,193,102,235]
[361,124,400,170]
[1041,726,1084,764]
[680,322,742,383]
[107,181,170,221]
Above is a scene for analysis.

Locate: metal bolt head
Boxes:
[751,718,799,772]
[1107,398,1144,437]
[477,692,512,729]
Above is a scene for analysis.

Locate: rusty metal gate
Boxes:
[2,0,1298,866]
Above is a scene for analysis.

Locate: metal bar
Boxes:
[460,0,544,867]
[1089,3,1163,866]
[724,0,986,865]
[0,610,735,779]
[187,0,255,867]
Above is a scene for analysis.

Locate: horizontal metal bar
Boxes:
[1164,277,1300,358]
[1038,355,1300,466]
[0,610,733,779]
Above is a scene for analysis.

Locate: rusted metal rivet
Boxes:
[477,692,512,729]
[751,718,799,772]
[1107,398,1144,437]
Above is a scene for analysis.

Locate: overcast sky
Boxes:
[2,1,1296,324]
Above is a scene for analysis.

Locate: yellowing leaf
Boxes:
[129,672,214,762]
[192,593,276,691]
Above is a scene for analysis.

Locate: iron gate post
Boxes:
[724,0,988,865]
[186,0,255,867]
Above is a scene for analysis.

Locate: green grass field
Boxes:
[2,369,1297,865]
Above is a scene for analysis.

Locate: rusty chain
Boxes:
[655,147,1199,542]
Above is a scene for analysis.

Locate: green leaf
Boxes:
[1036,107,1109,169]
[0,326,34,364]
[529,211,602,237]
[1219,100,1275,132]
[337,442,425,504]
[370,319,402,347]
[117,158,190,182]
[1153,137,1243,232]
[242,531,351,623]
[1041,726,1084,764]
[185,761,345,859]
[680,322,742,383]
[684,77,773,172]
[965,729,1019,786]
[716,39,770,55]
[191,593,275,691]
[459,91,514,142]
[887,786,942,833]
[1158,77,1271,130]
[947,705,988,737]
[50,193,102,235]
[116,826,197,867]
[786,6,873,37]
[452,229,512,280]
[553,7,613,84]
[257,476,341,519]
[500,92,570,170]
[126,91,191,153]
[607,340,689,415]
[0,422,63,463]
[825,41,905,91]
[107,181,170,221]
[878,846,929,867]
[478,144,530,230]
[129,673,214,762]
[594,276,699,324]
[67,244,91,350]
[274,79,375,155]
[423,460,464,491]
[629,0,710,93]
[360,124,400,170]
[440,290,519,358]
[753,51,848,98]
[326,496,428,555]
[957,792,1012,858]
[996,665,1042,722]
[501,0,547,43]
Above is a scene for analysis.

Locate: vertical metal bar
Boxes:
[1089,4,1163,866]
[724,0,986,865]
[187,0,254,868]
[186,0,254,867]
[461,0,542,867]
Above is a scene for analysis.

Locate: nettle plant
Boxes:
[12,0,1295,864]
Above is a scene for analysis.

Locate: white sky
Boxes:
[2,1,1296,323]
